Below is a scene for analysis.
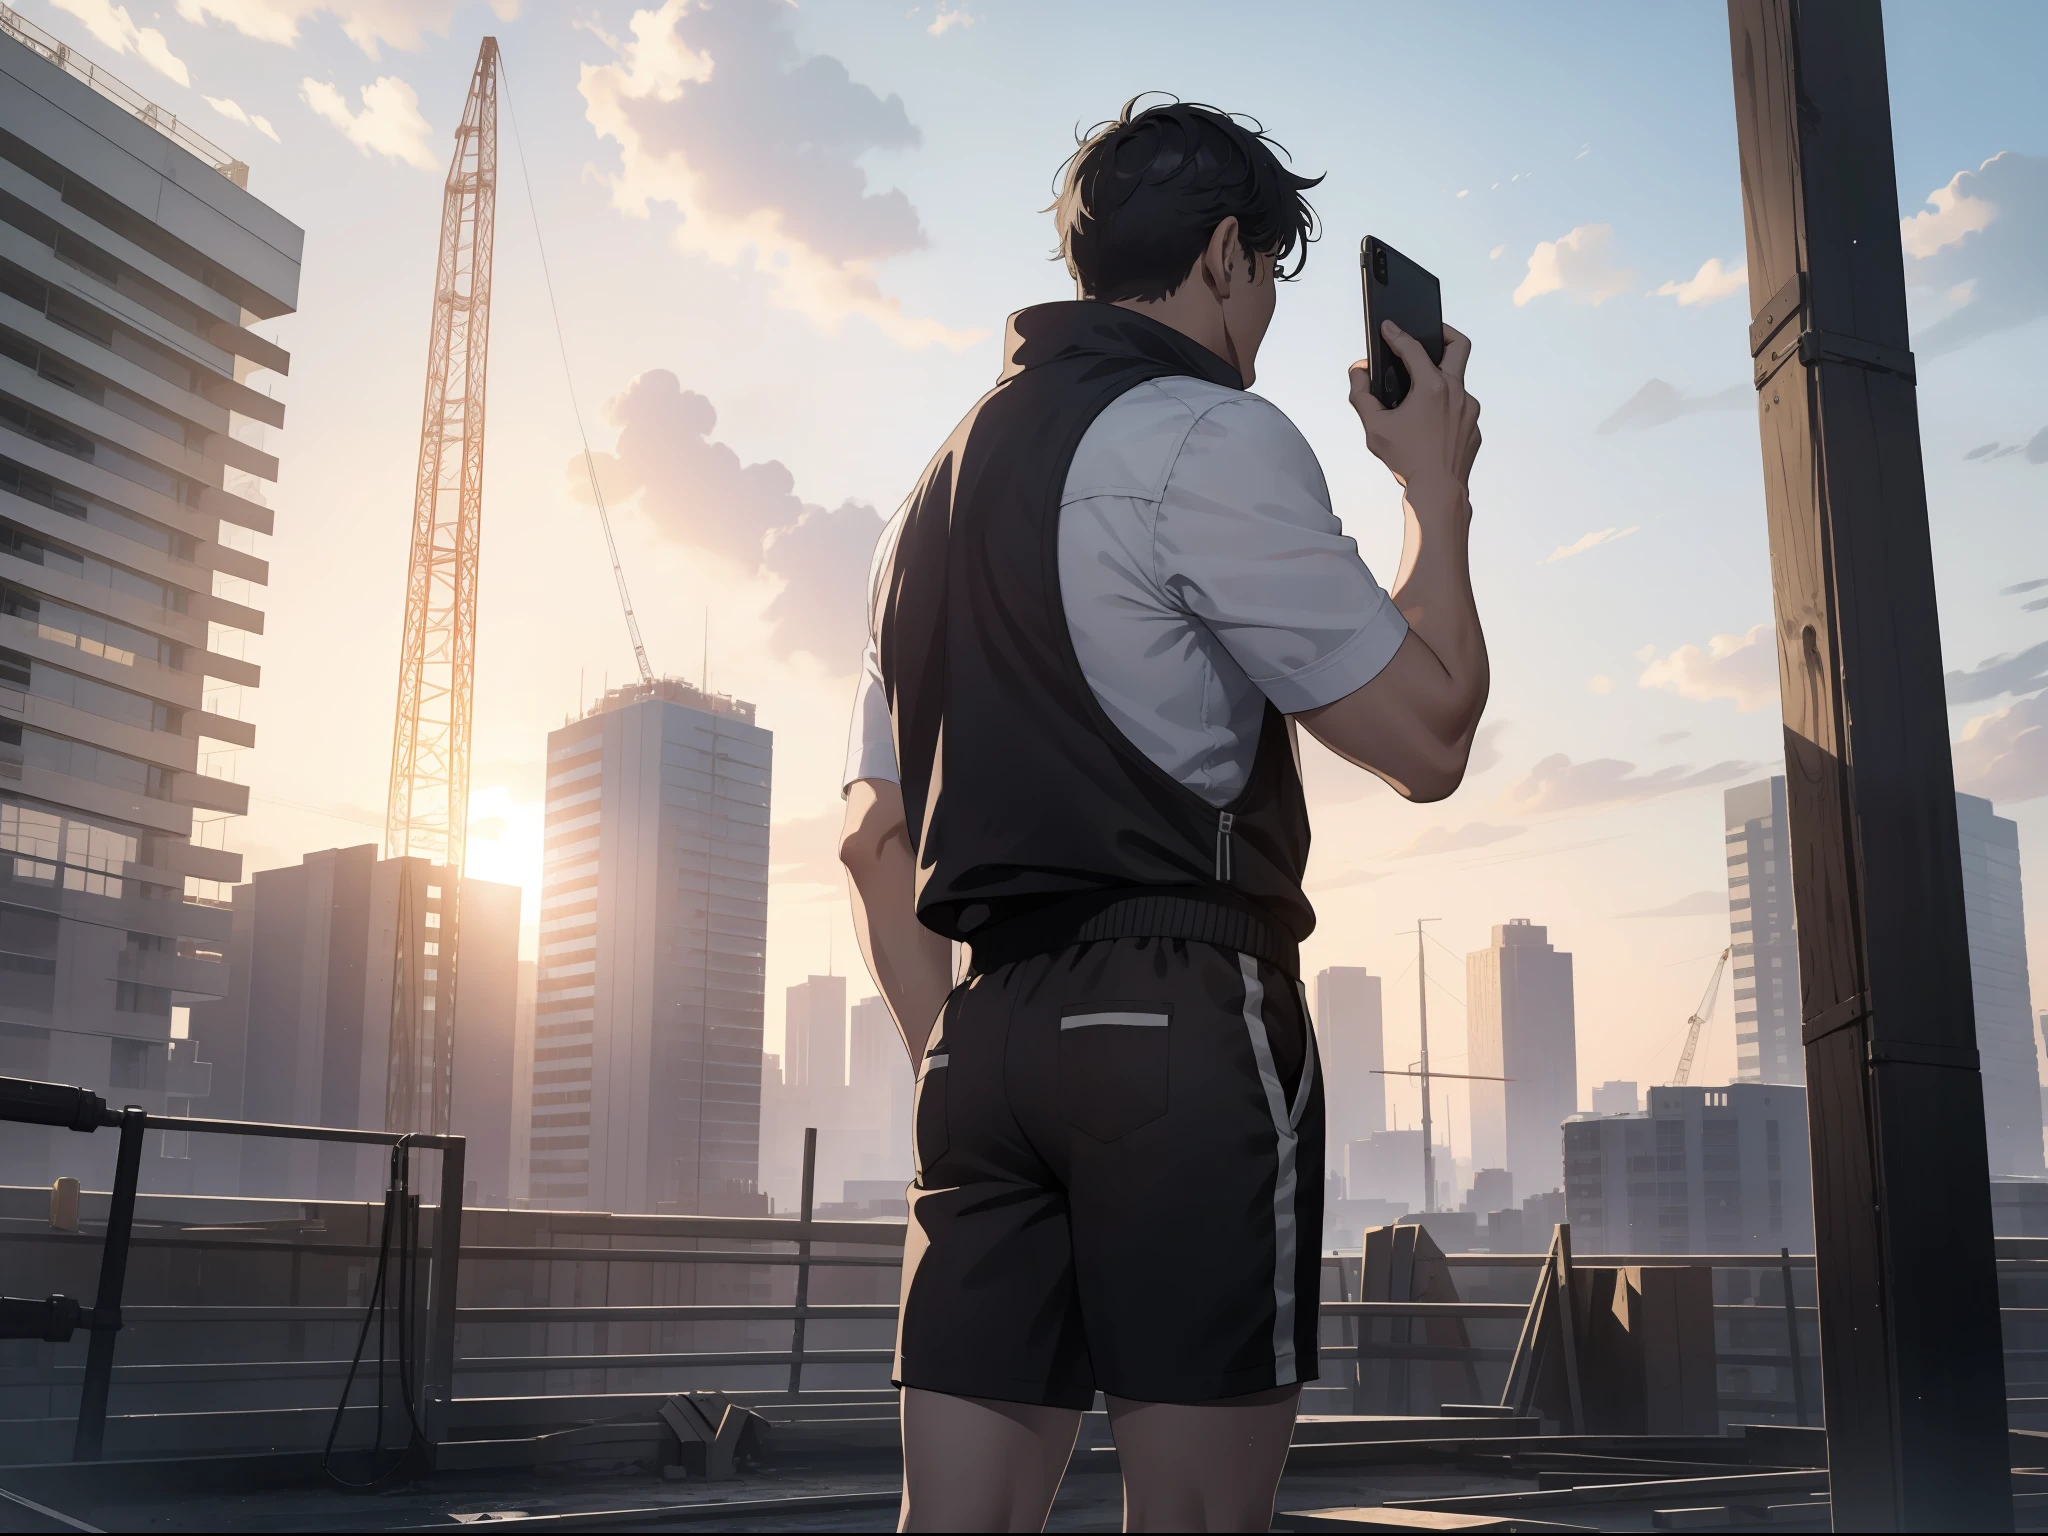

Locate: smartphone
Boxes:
[1361,237,1445,409]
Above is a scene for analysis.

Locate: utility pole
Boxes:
[1378,920,1505,1220]
[1416,919,1436,1213]
[1726,1,2009,1525]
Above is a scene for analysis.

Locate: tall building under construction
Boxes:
[0,18,298,1188]
[528,679,770,1214]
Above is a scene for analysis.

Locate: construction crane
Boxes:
[382,37,499,1135]
[1670,946,1733,1088]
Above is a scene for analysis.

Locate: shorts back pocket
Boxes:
[913,1046,950,1184]
[1058,1006,1170,1142]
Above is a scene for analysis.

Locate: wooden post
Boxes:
[1726,2,2010,1525]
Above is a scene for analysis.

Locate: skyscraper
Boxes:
[785,974,847,1091]
[1725,777,1801,1084]
[185,847,521,1204]
[527,679,770,1214]
[0,18,299,1192]
[1466,919,1576,1198]
[849,993,912,1183]
[1315,965,1386,1150]
[1956,793,2045,1177]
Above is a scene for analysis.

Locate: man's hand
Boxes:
[841,778,956,1064]
[1348,322,1482,501]
[1296,321,1489,803]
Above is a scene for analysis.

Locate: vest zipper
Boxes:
[1215,811,1235,882]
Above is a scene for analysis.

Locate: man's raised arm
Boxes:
[840,777,955,1064]
[1297,321,1489,801]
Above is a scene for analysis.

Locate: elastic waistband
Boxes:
[965,888,1300,979]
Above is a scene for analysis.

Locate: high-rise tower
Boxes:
[1724,777,1801,1084]
[0,15,298,1191]
[1466,919,1577,1198]
[526,678,770,1214]
[1955,793,2045,1177]
[1315,966,1386,1150]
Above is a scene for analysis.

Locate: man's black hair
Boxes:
[1054,96,1323,305]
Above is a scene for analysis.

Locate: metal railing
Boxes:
[0,3,249,186]
[0,1076,465,1458]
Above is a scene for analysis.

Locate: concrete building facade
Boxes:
[0,18,299,1192]
[1563,1083,1813,1255]
[185,846,521,1204]
[527,679,770,1215]
[1956,792,2045,1177]
[785,973,846,1091]
[1465,919,1576,1199]
[1314,965,1385,1151]
[1725,777,1802,1084]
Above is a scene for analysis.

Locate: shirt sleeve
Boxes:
[1152,395,1409,714]
[842,508,904,794]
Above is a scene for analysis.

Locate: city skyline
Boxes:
[0,1,2037,1180]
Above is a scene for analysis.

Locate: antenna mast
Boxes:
[383,36,499,1133]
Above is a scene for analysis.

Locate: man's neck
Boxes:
[1111,292,1239,380]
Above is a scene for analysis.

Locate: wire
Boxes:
[498,53,656,686]
[324,1140,430,1488]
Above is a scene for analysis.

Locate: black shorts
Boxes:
[894,937,1323,1409]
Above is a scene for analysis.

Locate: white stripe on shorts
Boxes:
[1239,952,1299,1386]
[1059,1010,1169,1030]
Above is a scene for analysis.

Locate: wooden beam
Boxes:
[1725,1,2011,1527]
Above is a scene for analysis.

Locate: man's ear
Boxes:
[1201,216,1242,299]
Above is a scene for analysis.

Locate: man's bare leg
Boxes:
[899,1387,1081,1532]
[1106,1385,1299,1532]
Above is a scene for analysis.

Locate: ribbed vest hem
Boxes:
[962,887,1300,980]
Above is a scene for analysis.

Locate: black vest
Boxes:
[879,302,1314,976]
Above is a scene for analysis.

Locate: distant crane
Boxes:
[1669,946,1733,1088]
[382,36,499,1135]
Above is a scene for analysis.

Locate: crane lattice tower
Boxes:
[383,37,498,1135]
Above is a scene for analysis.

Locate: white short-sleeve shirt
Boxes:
[844,375,1409,807]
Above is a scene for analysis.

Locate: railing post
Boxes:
[424,1135,465,1448]
[1780,1246,1808,1427]
[787,1127,817,1396]
[73,1106,144,1461]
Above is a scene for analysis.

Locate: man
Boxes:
[840,98,1486,1532]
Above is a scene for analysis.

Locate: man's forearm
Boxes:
[1388,485,1488,741]
[841,780,956,1063]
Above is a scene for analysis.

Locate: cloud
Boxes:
[1620,890,1728,919]
[1512,224,1633,307]
[1501,754,1759,815]
[1637,623,1778,712]
[1652,257,1747,307]
[762,500,887,671]
[177,0,520,57]
[2035,425,2048,464]
[578,370,880,673]
[769,809,846,887]
[2002,579,2048,596]
[1953,692,2048,805]
[1903,152,2048,357]
[1597,378,1748,433]
[1587,675,1614,695]
[1655,730,1691,746]
[1392,822,1523,858]
[300,76,437,169]
[1946,642,2048,705]
[1307,867,1388,893]
[206,95,281,142]
[578,0,973,349]
[1467,719,1507,775]
[52,0,189,85]
[926,3,973,34]
[1488,243,1504,260]
[1547,525,1638,563]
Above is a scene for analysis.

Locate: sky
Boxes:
[31,0,2048,1168]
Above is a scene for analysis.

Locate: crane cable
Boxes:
[497,55,656,687]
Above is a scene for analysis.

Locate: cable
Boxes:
[324,1139,429,1489]
[497,53,656,686]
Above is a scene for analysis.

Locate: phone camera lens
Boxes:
[1374,254,1388,282]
